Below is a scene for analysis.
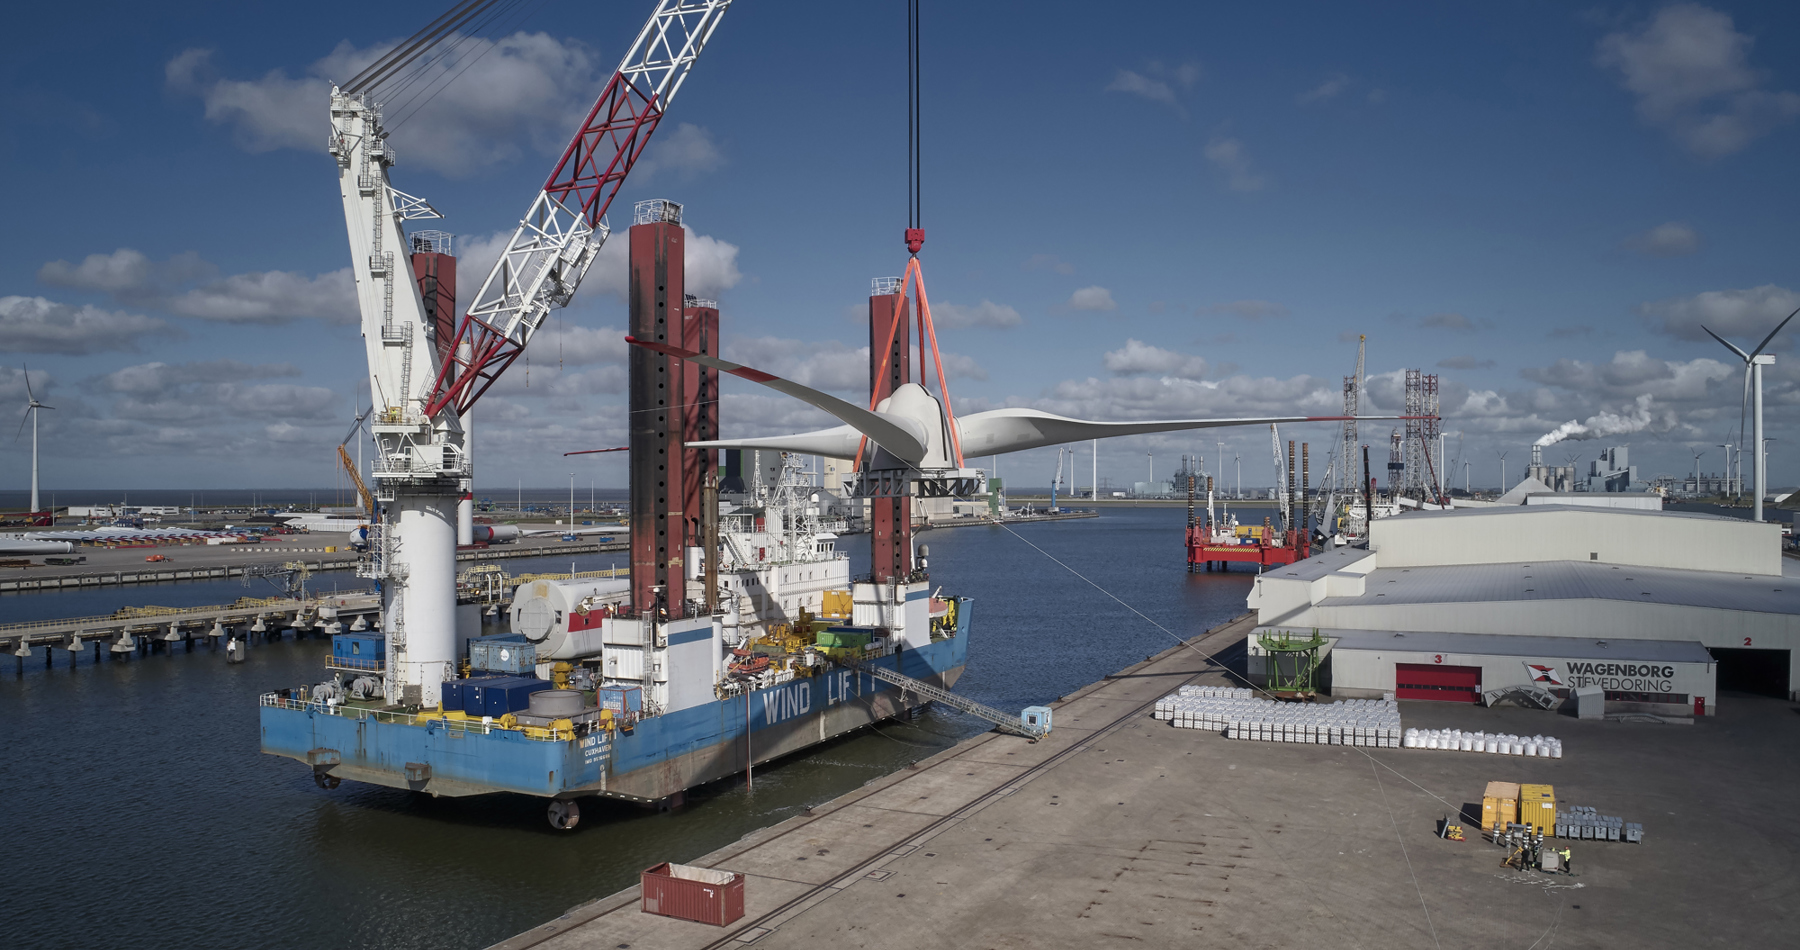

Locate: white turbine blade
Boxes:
[956,408,1406,457]
[687,425,866,459]
[1750,305,1800,358]
[1740,365,1752,454]
[14,408,28,441]
[1704,325,1752,362]
[626,337,929,465]
[21,364,34,403]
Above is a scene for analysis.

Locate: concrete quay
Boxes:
[0,536,624,592]
[492,614,1800,950]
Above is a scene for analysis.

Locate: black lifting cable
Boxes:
[342,0,501,96]
[907,0,922,235]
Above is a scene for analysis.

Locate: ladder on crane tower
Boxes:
[834,656,1048,739]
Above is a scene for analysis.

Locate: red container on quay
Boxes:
[641,863,745,926]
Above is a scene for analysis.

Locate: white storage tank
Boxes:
[510,578,631,658]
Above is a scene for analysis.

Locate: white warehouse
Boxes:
[1246,505,1796,714]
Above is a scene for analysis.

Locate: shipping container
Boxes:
[1519,784,1555,835]
[600,685,643,715]
[442,676,504,712]
[1481,781,1520,832]
[641,862,745,926]
[470,633,536,674]
[476,678,553,717]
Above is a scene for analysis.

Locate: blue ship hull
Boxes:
[260,618,969,803]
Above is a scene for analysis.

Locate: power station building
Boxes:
[1247,504,1796,714]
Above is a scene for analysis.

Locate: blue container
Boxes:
[446,676,511,712]
[599,685,643,715]
[469,634,535,674]
[474,678,552,717]
[331,633,384,662]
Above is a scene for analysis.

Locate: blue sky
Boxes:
[4,1,1800,494]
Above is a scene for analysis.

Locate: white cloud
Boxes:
[1103,339,1211,380]
[1068,286,1117,312]
[1438,355,1496,370]
[488,226,743,305]
[685,233,745,300]
[1107,69,1177,106]
[932,300,1022,329]
[1203,137,1266,192]
[1419,311,1488,332]
[94,360,337,428]
[1639,284,1800,344]
[1023,253,1075,275]
[166,32,672,178]
[0,296,174,355]
[725,337,871,393]
[1297,73,1350,104]
[1200,299,1288,320]
[720,335,984,394]
[39,247,356,325]
[1596,4,1800,159]
[1521,350,1735,401]
[164,269,357,325]
[531,324,628,366]
[1104,60,1199,111]
[1625,221,1701,257]
[634,122,725,180]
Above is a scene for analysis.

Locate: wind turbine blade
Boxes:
[339,406,374,447]
[1740,366,1752,457]
[37,404,53,410]
[625,337,929,465]
[563,447,628,456]
[1703,325,1752,362]
[955,410,1411,457]
[21,364,34,402]
[14,409,27,441]
[1750,305,1800,357]
[686,426,865,460]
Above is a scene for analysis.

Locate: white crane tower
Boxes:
[327,0,733,706]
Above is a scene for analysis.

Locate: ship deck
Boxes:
[488,612,1800,950]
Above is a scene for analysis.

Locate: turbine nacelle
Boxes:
[628,338,1411,499]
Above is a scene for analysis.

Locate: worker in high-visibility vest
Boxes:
[1559,847,1574,875]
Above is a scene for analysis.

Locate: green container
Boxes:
[815,630,871,650]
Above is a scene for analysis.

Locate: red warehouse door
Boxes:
[1396,663,1482,703]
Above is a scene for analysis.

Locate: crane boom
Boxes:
[338,444,376,517]
[424,0,735,418]
[321,0,734,707]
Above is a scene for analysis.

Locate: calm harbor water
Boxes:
[0,506,1259,950]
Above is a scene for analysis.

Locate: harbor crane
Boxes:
[330,0,733,705]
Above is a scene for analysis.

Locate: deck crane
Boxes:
[328,0,733,706]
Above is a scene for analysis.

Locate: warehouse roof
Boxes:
[1385,504,1734,525]
[1287,627,1717,663]
[1316,559,1800,616]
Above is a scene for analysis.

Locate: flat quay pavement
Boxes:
[492,614,1800,950]
[0,535,624,592]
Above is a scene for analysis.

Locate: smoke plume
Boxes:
[1535,394,1670,447]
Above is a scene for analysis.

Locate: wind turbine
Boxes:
[16,365,54,514]
[1496,449,1508,494]
[1704,306,1799,522]
[1691,448,1706,496]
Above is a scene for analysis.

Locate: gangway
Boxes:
[834,656,1050,739]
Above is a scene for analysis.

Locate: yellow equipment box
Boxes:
[1520,784,1556,834]
[1482,781,1521,832]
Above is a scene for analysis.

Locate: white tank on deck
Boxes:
[510,577,631,657]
